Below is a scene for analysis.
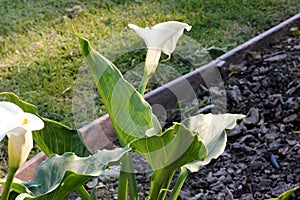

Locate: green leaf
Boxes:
[288,28,300,36]
[168,168,189,200]
[269,186,300,200]
[34,118,90,156]
[0,92,90,156]
[130,123,207,200]
[0,179,32,196]
[182,113,245,172]
[76,34,160,145]
[0,92,37,113]
[11,147,130,200]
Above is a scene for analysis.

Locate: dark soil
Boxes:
[68,33,300,200]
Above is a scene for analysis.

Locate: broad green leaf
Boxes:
[10,147,130,200]
[130,123,207,199]
[0,92,36,114]
[76,34,161,145]
[182,113,245,172]
[0,92,90,156]
[0,179,32,196]
[269,186,299,200]
[34,118,90,156]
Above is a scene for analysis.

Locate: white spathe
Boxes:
[0,101,44,168]
[182,113,245,172]
[128,21,191,75]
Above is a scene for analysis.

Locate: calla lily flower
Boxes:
[128,21,192,76]
[0,101,44,168]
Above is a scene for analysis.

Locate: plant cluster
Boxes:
[0,21,293,200]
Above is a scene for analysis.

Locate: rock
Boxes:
[194,179,208,188]
[214,170,227,177]
[240,193,255,200]
[264,53,287,62]
[228,85,242,104]
[244,108,259,125]
[216,192,226,200]
[264,132,278,142]
[206,176,218,184]
[99,166,120,183]
[227,168,235,174]
[180,190,191,199]
[86,178,98,188]
[282,114,298,123]
[250,160,263,170]
[286,139,297,146]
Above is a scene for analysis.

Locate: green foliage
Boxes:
[76,34,160,145]
[8,148,130,199]
[130,123,207,200]
[0,92,90,156]
[75,34,245,199]
[129,113,245,199]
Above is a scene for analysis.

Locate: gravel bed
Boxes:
[178,32,300,200]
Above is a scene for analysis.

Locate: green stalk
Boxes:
[76,185,90,200]
[168,168,189,200]
[157,170,175,200]
[118,167,128,200]
[138,73,151,96]
[118,152,139,200]
[126,153,139,200]
[1,167,17,200]
[149,170,164,200]
[138,49,161,95]
[138,66,173,200]
[149,167,173,200]
[138,51,161,199]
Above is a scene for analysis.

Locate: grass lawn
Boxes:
[0,0,299,175]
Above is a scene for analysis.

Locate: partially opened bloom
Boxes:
[0,102,44,168]
[128,21,192,76]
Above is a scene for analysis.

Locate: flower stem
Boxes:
[149,168,170,200]
[118,152,139,200]
[138,49,161,95]
[138,73,151,95]
[168,168,189,200]
[76,185,90,200]
[157,170,175,200]
[118,167,128,200]
[1,167,18,200]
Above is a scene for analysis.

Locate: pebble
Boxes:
[214,170,226,177]
[250,160,263,170]
[282,114,298,123]
[240,193,255,200]
[86,178,98,188]
[227,168,235,174]
[195,179,208,188]
[98,166,120,183]
[264,132,278,141]
[206,176,219,184]
[244,108,259,125]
